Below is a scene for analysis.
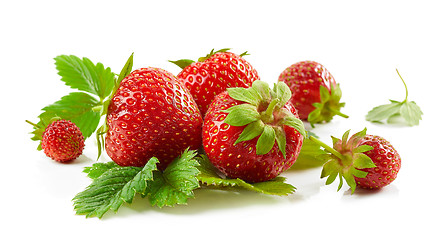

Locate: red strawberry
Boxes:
[278,61,347,125]
[41,119,85,162]
[310,128,401,193]
[354,134,401,189]
[105,67,203,170]
[171,49,260,116]
[202,80,306,182]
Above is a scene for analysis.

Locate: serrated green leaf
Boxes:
[234,120,265,145]
[400,101,423,126]
[54,55,115,100]
[83,162,119,179]
[223,104,260,126]
[145,150,200,208]
[256,125,276,155]
[366,101,403,122]
[38,92,101,139]
[196,155,295,196]
[72,158,158,218]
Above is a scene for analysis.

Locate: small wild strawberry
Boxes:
[105,67,203,170]
[202,80,306,182]
[278,60,347,125]
[40,119,85,162]
[171,48,260,116]
[310,128,401,193]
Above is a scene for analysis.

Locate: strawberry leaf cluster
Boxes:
[28,55,118,149]
[366,69,423,126]
[74,149,297,218]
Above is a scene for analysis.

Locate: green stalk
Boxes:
[396,68,409,102]
[309,136,344,160]
[261,99,279,123]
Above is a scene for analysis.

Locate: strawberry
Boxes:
[171,48,260,116]
[278,60,347,125]
[40,119,85,162]
[202,80,306,182]
[105,67,203,170]
[310,128,401,193]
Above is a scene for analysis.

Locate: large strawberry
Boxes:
[202,80,306,183]
[171,48,260,116]
[105,67,203,170]
[278,61,348,125]
[310,128,401,193]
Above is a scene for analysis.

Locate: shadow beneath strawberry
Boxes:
[342,184,399,197]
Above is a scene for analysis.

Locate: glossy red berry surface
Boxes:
[278,61,336,119]
[105,67,203,170]
[355,135,401,189]
[41,120,85,162]
[177,52,259,116]
[202,91,303,183]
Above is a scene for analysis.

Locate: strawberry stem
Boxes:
[25,120,39,128]
[396,68,409,102]
[261,99,279,123]
[309,136,344,160]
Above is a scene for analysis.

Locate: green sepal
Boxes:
[281,116,307,138]
[274,126,287,158]
[234,120,265,145]
[223,104,260,126]
[310,128,377,194]
[256,125,276,155]
[198,48,231,62]
[169,59,195,70]
[227,87,260,105]
[272,82,292,107]
[307,84,348,126]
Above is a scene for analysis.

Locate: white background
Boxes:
[1,0,438,239]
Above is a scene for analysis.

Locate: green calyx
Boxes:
[26,116,62,151]
[169,48,249,70]
[308,84,348,127]
[223,80,306,158]
[309,128,376,194]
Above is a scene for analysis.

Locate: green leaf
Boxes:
[83,162,119,179]
[72,158,158,218]
[343,170,357,194]
[37,92,101,139]
[256,125,276,155]
[274,127,287,158]
[366,101,403,122]
[353,154,376,169]
[400,101,423,126]
[234,120,265,145]
[145,150,200,208]
[196,155,295,196]
[115,53,134,89]
[223,104,260,126]
[272,82,292,107]
[54,55,115,100]
[169,59,195,70]
[227,87,259,105]
[281,116,306,137]
[353,145,374,153]
[289,138,327,170]
[251,80,271,100]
